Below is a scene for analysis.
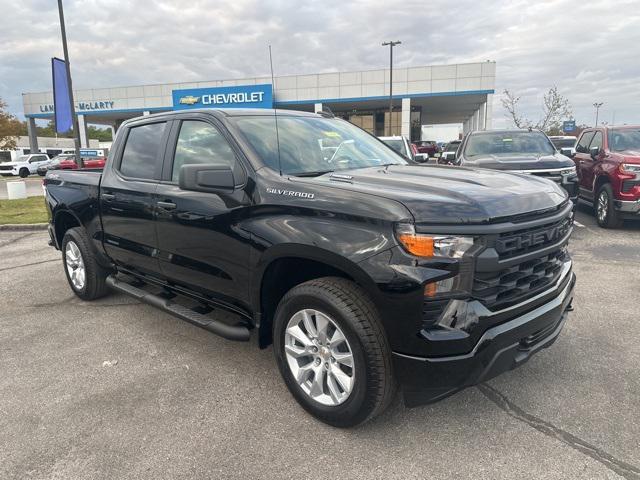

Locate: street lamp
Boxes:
[382,40,401,135]
[593,102,603,126]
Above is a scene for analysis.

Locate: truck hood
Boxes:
[1,162,20,167]
[461,153,574,170]
[295,165,567,224]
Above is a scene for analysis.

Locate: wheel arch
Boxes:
[254,244,379,348]
[53,209,82,247]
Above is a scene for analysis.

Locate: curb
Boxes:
[0,223,48,232]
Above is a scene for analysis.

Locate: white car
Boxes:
[0,154,51,178]
[378,135,415,160]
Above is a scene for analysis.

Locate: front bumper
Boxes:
[394,270,576,407]
[614,198,640,215]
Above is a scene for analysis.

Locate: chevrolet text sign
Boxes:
[172,84,273,110]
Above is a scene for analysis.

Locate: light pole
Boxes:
[593,102,603,127]
[382,40,401,135]
[57,0,82,167]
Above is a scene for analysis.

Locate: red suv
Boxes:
[572,126,640,227]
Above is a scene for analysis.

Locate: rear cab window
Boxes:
[118,122,167,180]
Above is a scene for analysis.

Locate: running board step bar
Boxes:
[106,275,250,341]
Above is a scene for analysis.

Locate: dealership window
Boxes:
[119,122,166,179]
[171,121,236,183]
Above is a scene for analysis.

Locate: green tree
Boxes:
[0,98,24,150]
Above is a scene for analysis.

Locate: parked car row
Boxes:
[377,126,639,228]
[36,154,106,175]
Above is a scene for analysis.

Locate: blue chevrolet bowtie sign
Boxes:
[172,84,273,110]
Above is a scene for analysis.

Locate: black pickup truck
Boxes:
[45,109,576,427]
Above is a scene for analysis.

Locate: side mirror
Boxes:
[179,164,235,194]
[560,147,575,158]
[589,146,601,160]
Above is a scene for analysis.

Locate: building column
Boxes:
[479,102,487,130]
[485,93,493,130]
[27,117,39,154]
[473,109,480,131]
[314,103,323,114]
[78,114,89,148]
[401,98,411,138]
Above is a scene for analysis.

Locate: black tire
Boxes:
[595,183,623,228]
[273,277,396,427]
[19,168,29,178]
[61,227,110,300]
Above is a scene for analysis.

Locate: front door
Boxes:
[100,120,169,276]
[154,118,252,308]
[574,130,595,197]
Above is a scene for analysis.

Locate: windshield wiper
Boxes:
[291,170,334,177]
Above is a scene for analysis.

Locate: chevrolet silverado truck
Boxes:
[456,129,579,204]
[44,109,576,427]
[570,125,640,228]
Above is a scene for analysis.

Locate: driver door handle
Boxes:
[157,201,177,211]
[101,193,115,201]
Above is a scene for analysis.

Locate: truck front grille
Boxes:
[473,248,568,310]
[0,165,13,171]
[529,170,562,183]
[622,180,640,193]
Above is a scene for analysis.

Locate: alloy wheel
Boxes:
[284,309,355,406]
[597,191,608,223]
[65,241,86,290]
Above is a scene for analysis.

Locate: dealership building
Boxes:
[21,61,495,152]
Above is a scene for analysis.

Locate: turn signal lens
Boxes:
[397,231,435,257]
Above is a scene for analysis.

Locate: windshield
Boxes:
[551,138,576,149]
[232,116,407,175]
[381,139,405,155]
[609,128,640,152]
[465,131,555,157]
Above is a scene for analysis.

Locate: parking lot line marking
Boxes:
[574,221,586,228]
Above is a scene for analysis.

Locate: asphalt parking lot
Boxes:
[1,206,639,480]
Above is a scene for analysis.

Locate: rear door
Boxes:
[29,155,49,172]
[100,119,170,276]
[574,130,595,198]
[154,115,252,307]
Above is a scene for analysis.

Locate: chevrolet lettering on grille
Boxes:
[496,220,571,254]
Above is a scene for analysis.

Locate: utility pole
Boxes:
[593,102,603,127]
[382,40,401,136]
[57,0,83,167]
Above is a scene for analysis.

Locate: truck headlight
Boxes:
[560,166,576,175]
[620,164,640,177]
[395,224,474,258]
[395,224,475,298]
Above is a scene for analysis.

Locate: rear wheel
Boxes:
[273,277,396,427]
[62,227,110,300]
[595,184,623,228]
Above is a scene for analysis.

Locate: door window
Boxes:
[589,131,603,152]
[30,155,47,163]
[576,131,595,154]
[171,121,236,183]
[119,122,166,179]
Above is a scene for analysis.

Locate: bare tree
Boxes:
[501,87,573,134]
[0,98,23,151]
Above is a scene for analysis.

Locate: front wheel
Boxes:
[273,277,396,427]
[595,184,623,228]
[19,168,29,178]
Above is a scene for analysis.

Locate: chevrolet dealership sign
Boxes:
[172,84,273,110]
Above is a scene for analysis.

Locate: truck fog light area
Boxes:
[436,299,480,332]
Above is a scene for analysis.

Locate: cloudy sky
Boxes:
[1,0,638,127]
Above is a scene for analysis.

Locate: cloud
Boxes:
[0,0,638,127]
